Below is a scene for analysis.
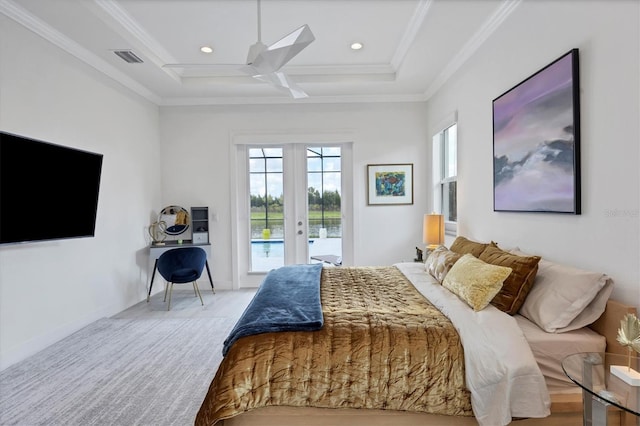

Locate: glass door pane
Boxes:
[307,147,342,264]
[249,148,284,271]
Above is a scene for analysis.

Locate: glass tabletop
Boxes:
[562,352,640,416]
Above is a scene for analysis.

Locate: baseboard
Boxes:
[195,280,233,291]
[0,305,113,371]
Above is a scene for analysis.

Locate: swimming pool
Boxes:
[250,238,341,272]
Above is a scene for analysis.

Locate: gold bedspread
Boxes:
[195,266,473,426]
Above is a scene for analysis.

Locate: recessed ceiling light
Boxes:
[200,46,213,54]
[350,42,363,50]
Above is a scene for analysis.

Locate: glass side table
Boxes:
[562,352,639,426]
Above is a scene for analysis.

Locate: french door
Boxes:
[232,138,353,288]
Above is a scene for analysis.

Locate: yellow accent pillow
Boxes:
[443,254,512,311]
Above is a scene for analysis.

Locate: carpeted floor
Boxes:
[0,316,238,426]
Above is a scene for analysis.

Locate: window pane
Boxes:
[443,124,457,179]
[250,173,265,196]
[262,148,281,157]
[308,157,322,172]
[266,158,282,172]
[433,122,457,231]
[249,158,264,172]
[308,174,322,199]
[322,147,341,156]
[248,148,263,158]
[323,157,341,171]
[441,181,457,223]
[323,172,341,195]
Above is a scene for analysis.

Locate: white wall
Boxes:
[0,16,162,369]
[2,0,637,371]
[158,102,430,288]
[426,1,639,308]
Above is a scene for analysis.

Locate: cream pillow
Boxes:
[424,245,463,283]
[443,254,513,311]
[512,249,613,333]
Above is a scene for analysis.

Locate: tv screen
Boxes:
[0,131,103,244]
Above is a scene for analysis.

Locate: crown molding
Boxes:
[391,0,434,70]
[0,0,161,104]
[91,0,181,84]
[159,92,428,107]
[424,0,522,100]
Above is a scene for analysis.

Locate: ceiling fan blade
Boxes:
[248,24,315,75]
[246,41,268,65]
[254,72,309,99]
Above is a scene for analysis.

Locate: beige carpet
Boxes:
[0,316,237,426]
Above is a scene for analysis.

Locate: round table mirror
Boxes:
[159,205,190,236]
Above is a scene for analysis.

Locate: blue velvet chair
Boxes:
[157,247,207,310]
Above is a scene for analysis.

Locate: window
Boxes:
[432,123,457,234]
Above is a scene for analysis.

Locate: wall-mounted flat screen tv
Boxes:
[0,131,104,245]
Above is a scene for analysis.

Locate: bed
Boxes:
[195,238,636,426]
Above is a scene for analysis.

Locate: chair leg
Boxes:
[163,281,169,302]
[167,283,174,311]
[193,281,204,306]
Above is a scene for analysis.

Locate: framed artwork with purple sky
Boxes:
[492,49,581,214]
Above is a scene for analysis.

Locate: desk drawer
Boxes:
[193,232,209,244]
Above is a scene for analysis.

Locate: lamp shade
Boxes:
[423,213,444,249]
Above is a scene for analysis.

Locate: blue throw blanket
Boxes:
[222,263,324,356]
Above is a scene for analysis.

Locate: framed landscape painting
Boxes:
[367,164,413,205]
[492,48,581,214]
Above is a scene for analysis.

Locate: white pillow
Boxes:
[513,249,613,333]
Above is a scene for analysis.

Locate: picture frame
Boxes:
[492,48,581,214]
[367,163,413,205]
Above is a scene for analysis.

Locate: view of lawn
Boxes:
[250,210,341,220]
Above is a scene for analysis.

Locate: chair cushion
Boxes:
[167,268,201,283]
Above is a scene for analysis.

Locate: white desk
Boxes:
[147,243,213,301]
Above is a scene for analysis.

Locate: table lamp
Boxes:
[423,213,444,255]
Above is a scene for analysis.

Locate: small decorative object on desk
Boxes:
[611,312,640,386]
[148,221,167,245]
[415,247,423,262]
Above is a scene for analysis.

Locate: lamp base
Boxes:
[610,365,640,386]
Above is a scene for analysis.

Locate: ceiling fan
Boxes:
[166,0,315,99]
